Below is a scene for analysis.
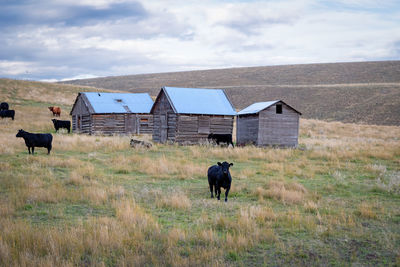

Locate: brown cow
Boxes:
[48,106,61,117]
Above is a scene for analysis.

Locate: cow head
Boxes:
[16,129,26,137]
[48,107,53,111]
[217,161,233,175]
[51,119,56,124]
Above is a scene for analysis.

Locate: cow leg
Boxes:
[47,145,52,155]
[68,127,70,133]
[216,186,221,200]
[209,183,214,198]
[225,186,230,202]
[31,147,35,155]
[28,147,31,154]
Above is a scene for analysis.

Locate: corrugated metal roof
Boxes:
[82,92,153,114]
[237,101,280,115]
[163,87,236,115]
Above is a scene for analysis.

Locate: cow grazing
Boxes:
[208,133,234,147]
[52,119,71,133]
[0,110,15,120]
[0,102,9,111]
[208,161,233,202]
[16,129,53,155]
[48,106,61,117]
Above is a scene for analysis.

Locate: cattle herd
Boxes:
[1,102,65,155]
[3,102,234,201]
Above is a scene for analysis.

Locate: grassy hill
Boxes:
[0,79,399,266]
[62,61,400,126]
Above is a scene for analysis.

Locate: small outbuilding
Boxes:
[236,100,301,147]
[70,92,154,135]
[150,87,236,144]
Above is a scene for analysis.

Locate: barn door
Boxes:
[77,115,81,131]
[125,115,138,134]
[160,114,167,143]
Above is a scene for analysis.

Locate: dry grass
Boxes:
[255,180,308,204]
[156,191,192,210]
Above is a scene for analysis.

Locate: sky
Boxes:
[0,0,399,82]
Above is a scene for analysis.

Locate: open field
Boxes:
[62,60,400,126]
[0,79,400,266]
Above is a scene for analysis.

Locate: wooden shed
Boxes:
[150,87,236,144]
[70,92,154,135]
[236,100,301,147]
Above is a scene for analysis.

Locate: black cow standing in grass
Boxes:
[16,129,53,155]
[0,110,15,120]
[0,102,9,110]
[208,161,233,202]
[208,133,234,147]
[52,119,71,133]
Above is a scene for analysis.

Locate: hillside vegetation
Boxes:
[62,61,400,126]
[0,79,399,266]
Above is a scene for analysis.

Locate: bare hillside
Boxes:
[61,61,400,126]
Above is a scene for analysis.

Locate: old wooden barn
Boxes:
[236,100,301,147]
[70,92,154,135]
[151,87,236,144]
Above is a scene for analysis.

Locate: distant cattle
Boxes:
[16,129,53,155]
[208,161,233,202]
[52,119,71,133]
[208,133,234,147]
[48,106,61,117]
[0,102,9,111]
[0,110,15,120]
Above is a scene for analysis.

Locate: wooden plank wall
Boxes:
[81,115,91,134]
[175,115,234,144]
[152,91,176,143]
[137,114,154,134]
[71,95,90,116]
[236,114,259,145]
[258,104,299,147]
[91,114,126,135]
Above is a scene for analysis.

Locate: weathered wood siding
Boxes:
[89,114,153,135]
[258,104,299,147]
[175,115,234,144]
[152,90,176,143]
[91,114,125,135]
[236,114,259,145]
[71,95,92,133]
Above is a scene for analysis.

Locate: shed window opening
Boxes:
[276,104,282,114]
[140,118,148,122]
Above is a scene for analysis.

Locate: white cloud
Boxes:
[0,0,399,80]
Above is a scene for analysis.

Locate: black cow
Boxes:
[208,161,233,202]
[52,119,71,133]
[0,110,15,120]
[208,133,234,147]
[16,129,53,155]
[0,102,9,111]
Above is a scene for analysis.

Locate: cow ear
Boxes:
[229,163,233,167]
[217,162,222,166]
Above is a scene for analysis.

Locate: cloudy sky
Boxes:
[0,0,399,81]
